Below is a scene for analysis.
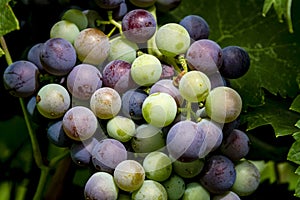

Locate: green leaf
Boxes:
[0,0,19,36]
[241,96,300,137]
[288,139,300,165]
[290,95,300,113]
[162,0,300,109]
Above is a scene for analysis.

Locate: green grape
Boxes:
[182,182,210,200]
[50,20,80,44]
[155,23,190,57]
[142,92,177,127]
[143,151,172,182]
[162,174,185,200]
[171,156,205,178]
[114,160,145,192]
[107,115,136,142]
[179,70,211,102]
[132,180,168,200]
[108,36,139,63]
[36,83,70,119]
[205,86,242,123]
[61,8,88,30]
[131,54,162,86]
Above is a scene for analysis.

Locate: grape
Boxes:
[113,160,145,192]
[171,156,204,178]
[143,151,172,182]
[149,79,183,106]
[36,83,70,119]
[74,28,110,66]
[92,138,127,173]
[129,0,156,8]
[121,89,148,121]
[166,120,205,162]
[107,115,136,142]
[90,87,122,119]
[231,160,260,196]
[186,39,223,75]
[155,23,190,57]
[27,43,44,70]
[40,37,77,76]
[219,46,250,79]
[3,60,39,98]
[108,35,139,63]
[178,70,211,103]
[220,129,250,161]
[162,174,185,200]
[112,1,128,21]
[208,71,226,89]
[62,106,98,141]
[222,118,240,136]
[61,8,88,30]
[182,182,210,200]
[102,60,136,94]
[132,180,168,200]
[47,120,72,147]
[160,64,175,80]
[67,64,103,100]
[94,0,123,9]
[155,0,181,12]
[142,92,177,128]
[179,15,210,41]
[70,137,98,166]
[84,172,119,200]
[205,86,242,123]
[118,193,131,200]
[213,191,241,200]
[131,124,165,153]
[131,53,162,86]
[197,119,223,158]
[50,20,80,44]
[122,9,156,43]
[199,155,236,194]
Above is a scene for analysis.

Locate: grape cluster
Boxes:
[3,0,260,199]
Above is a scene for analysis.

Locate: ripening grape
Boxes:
[36,84,70,119]
[132,180,168,200]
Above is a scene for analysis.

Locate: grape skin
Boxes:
[179,15,210,41]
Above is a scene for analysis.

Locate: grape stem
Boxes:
[96,11,123,36]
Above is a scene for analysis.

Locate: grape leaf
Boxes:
[161,0,300,109]
[290,95,300,113]
[0,0,19,37]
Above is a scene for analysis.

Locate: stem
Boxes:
[33,168,50,200]
[286,0,293,33]
[107,11,122,33]
[0,36,13,65]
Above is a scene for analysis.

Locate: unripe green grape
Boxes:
[179,70,211,102]
[205,86,242,123]
[142,92,177,128]
[50,20,80,44]
[162,174,185,200]
[107,116,136,142]
[171,156,204,178]
[182,182,210,200]
[36,84,70,119]
[61,8,88,30]
[132,180,168,200]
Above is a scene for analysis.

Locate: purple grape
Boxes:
[27,43,44,70]
[199,155,236,194]
[179,15,209,41]
[91,138,127,173]
[67,64,103,100]
[166,120,205,162]
[160,64,175,80]
[121,88,148,121]
[94,0,123,9]
[186,39,223,75]
[3,60,39,98]
[40,37,76,76]
[102,60,136,94]
[47,120,73,147]
[220,129,250,161]
[122,9,156,43]
[155,0,181,12]
[219,46,250,79]
[112,0,128,21]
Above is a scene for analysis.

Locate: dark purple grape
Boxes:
[102,60,136,94]
[27,43,44,70]
[94,0,123,9]
[222,118,240,137]
[67,64,103,100]
[220,129,250,161]
[179,15,209,41]
[121,88,148,120]
[122,9,156,43]
[91,138,127,173]
[47,120,73,147]
[219,46,250,79]
[70,137,98,167]
[186,39,223,76]
[40,37,76,76]
[3,60,39,98]
[112,0,128,21]
[199,155,236,194]
[155,0,181,12]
